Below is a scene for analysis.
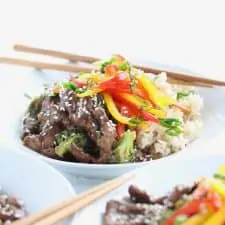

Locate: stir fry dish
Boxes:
[21,55,203,163]
[0,187,26,224]
[104,164,225,225]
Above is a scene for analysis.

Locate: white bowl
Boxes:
[75,153,225,225]
[0,143,76,224]
[2,65,225,179]
[4,86,225,179]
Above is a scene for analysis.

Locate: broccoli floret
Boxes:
[112,130,136,163]
[55,130,87,157]
[55,136,76,157]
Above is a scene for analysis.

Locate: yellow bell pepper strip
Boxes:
[137,74,176,108]
[77,73,103,82]
[210,179,225,198]
[182,210,214,225]
[77,88,102,97]
[116,93,166,117]
[161,192,221,225]
[202,205,225,225]
[103,93,136,126]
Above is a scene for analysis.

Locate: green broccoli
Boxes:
[112,130,136,163]
[55,136,76,157]
[55,130,88,157]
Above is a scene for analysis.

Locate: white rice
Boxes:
[137,72,203,157]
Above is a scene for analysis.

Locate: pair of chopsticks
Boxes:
[12,173,134,225]
[1,44,225,88]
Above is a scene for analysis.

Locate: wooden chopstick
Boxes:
[14,44,99,63]
[0,57,94,73]
[0,56,211,88]
[14,44,225,87]
[168,78,213,88]
[12,172,134,225]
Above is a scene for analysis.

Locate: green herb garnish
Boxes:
[165,127,182,136]
[177,91,195,100]
[159,118,182,136]
[129,117,143,125]
[159,118,181,128]
[63,82,78,92]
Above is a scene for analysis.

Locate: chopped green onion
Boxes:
[63,82,78,92]
[159,118,182,128]
[159,118,182,136]
[129,117,143,125]
[177,91,195,100]
[166,127,182,136]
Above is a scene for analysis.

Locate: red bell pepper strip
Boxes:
[113,95,160,124]
[116,123,125,139]
[139,110,160,124]
[161,199,204,225]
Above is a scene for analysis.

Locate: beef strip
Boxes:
[22,90,117,163]
[104,182,198,225]
[129,185,166,204]
[104,200,165,225]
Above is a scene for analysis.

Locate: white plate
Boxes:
[75,153,225,225]
[1,65,225,179]
[0,142,76,225]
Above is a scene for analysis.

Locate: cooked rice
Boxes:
[137,72,203,157]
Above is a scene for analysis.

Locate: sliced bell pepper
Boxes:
[210,179,225,199]
[182,210,214,225]
[116,122,125,139]
[161,199,207,225]
[116,93,165,117]
[117,102,159,125]
[103,93,136,126]
[137,74,176,108]
[104,64,119,76]
[77,73,103,82]
[77,88,102,97]
[139,110,159,124]
[202,205,225,225]
[135,80,154,103]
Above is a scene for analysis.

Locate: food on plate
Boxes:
[21,55,203,164]
[0,187,26,224]
[104,164,225,225]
